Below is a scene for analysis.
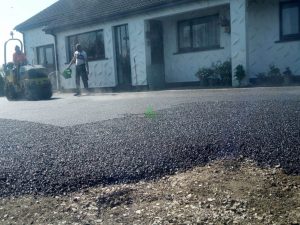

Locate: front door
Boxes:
[37,44,57,90]
[148,20,165,89]
[114,24,132,89]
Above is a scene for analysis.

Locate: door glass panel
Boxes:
[115,25,132,87]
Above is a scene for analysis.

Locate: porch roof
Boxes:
[15,0,198,33]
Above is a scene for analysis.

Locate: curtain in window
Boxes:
[193,22,207,48]
[178,15,220,51]
[282,6,299,35]
[179,21,191,49]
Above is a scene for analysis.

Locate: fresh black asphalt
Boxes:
[0,95,299,197]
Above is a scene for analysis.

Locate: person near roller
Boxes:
[68,44,89,96]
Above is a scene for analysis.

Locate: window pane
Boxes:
[96,31,105,58]
[68,36,78,60]
[68,30,105,61]
[192,16,219,48]
[193,21,207,48]
[179,22,191,49]
[45,48,54,65]
[207,18,219,46]
[282,5,299,35]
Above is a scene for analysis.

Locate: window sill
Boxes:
[64,58,109,65]
[88,58,109,62]
[275,37,300,43]
[173,46,224,55]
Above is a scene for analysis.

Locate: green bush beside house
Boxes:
[234,65,246,87]
[255,65,298,86]
[195,60,232,87]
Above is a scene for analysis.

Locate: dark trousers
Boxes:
[76,64,88,92]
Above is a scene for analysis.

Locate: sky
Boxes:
[0,0,58,65]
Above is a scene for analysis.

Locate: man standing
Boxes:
[68,44,89,96]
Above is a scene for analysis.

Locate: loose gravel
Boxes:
[0,99,299,197]
[1,160,299,225]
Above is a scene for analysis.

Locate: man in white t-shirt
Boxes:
[68,44,89,96]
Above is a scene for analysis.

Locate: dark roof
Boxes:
[15,0,195,32]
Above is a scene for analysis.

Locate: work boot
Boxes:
[74,92,81,96]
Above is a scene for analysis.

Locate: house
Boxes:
[15,0,300,91]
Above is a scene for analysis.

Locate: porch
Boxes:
[144,0,248,89]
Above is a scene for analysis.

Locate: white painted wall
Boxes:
[56,20,149,89]
[56,23,116,89]
[54,0,230,89]
[23,27,54,65]
[248,0,300,77]
[22,0,231,89]
[162,6,231,83]
[230,0,248,86]
[22,0,300,89]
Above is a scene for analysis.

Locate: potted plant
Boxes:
[234,65,246,87]
[195,67,214,86]
[214,60,232,86]
[267,64,283,85]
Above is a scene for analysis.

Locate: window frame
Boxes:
[36,44,55,66]
[177,14,220,53]
[279,0,300,41]
[67,29,106,62]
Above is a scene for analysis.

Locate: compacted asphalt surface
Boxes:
[0,87,299,197]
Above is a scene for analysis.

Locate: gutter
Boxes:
[19,31,26,55]
[44,0,200,33]
[47,30,61,91]
[16,0,200,33]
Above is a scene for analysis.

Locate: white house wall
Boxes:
[162,6,231,83]
[248,0,300,77]
[22,0,300,89]
[55,0,230,89]
[56,23,116,89]
[142,0,230,84]
[23,28,54,65]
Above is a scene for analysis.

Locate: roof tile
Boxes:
[15,0,193,32]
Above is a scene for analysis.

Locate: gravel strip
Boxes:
[0,99,299,197]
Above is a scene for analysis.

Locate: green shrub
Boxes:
[267,64,281,77]
[214,60,232,86]
[266,64,283,85]
[195,60,232,87]
[195,67,215,86]
[283,67,293,77]
[283,67,292,84]
[255,65,285,85]
[234,65,246,86]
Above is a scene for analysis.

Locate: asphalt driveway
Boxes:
[0,87,299,196]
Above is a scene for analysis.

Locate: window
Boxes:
[280,1,300,41]
[178,15,220,52]
[37,44,55,69]
[68,30,105,61]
